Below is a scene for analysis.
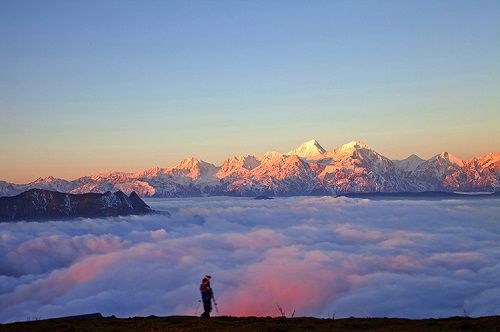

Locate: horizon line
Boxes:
[3,138,498,185]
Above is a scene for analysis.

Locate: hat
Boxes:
[205,275,212,279]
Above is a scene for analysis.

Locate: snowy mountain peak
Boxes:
[172,157,218,182]
[393,154,425,172]
[31,176,54,184]
[216,155,260,179]
[177,157,202,168]
[260,151,283,161]
[288,139,326,159]
[433,152,464,166]
[177,157,219,171]
[335,140,371,154]
[474,152,500,172]
[133,167,165,178]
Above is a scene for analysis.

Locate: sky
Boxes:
[1,0,499,183]
[1,196,499,322]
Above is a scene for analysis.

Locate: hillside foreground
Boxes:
[1,315,499,332]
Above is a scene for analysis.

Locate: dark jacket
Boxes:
[200,282,213,302]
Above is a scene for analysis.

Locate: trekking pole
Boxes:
[194,300,201,315]
[212,295,219,314]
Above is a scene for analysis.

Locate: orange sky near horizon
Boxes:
[2,135,498,184]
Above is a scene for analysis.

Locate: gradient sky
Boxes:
[1,0,499,183]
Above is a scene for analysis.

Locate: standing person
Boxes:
[199,275,213,318]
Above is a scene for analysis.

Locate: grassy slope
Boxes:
[1,315,499,332]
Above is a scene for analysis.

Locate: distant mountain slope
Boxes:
[339,191,500,200]
[317,141,406,194]
[393,154,425,173]
[0,189,152,222]
[1,140,498,197]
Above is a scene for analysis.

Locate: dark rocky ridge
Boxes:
[0,189,152,222]
[254,195,273,200]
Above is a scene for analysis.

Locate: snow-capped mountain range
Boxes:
[1,140,499,197]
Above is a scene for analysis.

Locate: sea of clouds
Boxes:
[1,196,499,322]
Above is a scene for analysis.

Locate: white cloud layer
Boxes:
[0,196,499,322]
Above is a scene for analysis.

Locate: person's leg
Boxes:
[202,300,211,318]
[201,300,207,317]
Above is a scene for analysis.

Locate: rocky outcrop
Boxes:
[0,189,152,222]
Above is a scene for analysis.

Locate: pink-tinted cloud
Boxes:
[0,196,499,322]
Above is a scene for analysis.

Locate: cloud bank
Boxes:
[1,196,499,322]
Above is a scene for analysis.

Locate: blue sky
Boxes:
[1,0,499,182]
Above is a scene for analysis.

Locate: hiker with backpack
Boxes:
[200,275,214,318]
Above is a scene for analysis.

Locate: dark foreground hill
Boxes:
[0,188,152,222]
[1,315,499,332]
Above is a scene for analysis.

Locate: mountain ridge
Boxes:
[1,140,498,197]
[0,188,152,222]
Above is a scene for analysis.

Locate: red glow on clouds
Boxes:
[218,247,351,316]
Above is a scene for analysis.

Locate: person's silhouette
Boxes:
[199,275,213,318]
